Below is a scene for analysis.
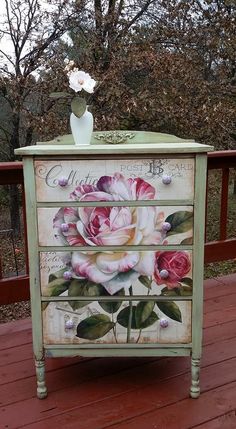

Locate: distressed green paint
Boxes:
[15,130,213,156]
[37,200,194,207]
[192,154,208,357]
[15,142,213,156]
[44,347,191,358]
[41,296,193,302]
[22,158,43,359]
[38,244,193,252]
[44,343,192,350]
[190,154,208,398]
[22,158,47,398]
[16,130,212,399]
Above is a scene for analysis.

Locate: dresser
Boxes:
[15,131,213,399]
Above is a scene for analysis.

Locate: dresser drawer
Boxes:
[40,250,193,297]
[42,299,192,345]
[37,205,193,247]
[35,158,195,202]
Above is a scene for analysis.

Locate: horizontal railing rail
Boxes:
[205,150,236,263]
[0,151,235,304]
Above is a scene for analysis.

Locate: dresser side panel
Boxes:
[22,157,43,359]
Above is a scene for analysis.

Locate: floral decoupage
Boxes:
[41,173,193,345]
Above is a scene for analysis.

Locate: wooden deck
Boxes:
[0,273,236,429]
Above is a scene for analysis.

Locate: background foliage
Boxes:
[0,0,236,161]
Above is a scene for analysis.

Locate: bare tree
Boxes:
[69,0,156,70]
[0,0,82,234]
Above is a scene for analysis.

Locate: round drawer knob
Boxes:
[160,269,169,279]
[58,177,68,187]
[63,271,72,280]
[160,318,169,328]
[162,175,172,185]
[61,223,69,233]
[65,319,74,329]
[162,222,171,232]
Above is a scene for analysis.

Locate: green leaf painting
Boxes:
[138,275,152,289]
[156,301,182,322]
[135,301,155,328]
[68,279,104,310]
[76,315,115,340]
[117,306,137,329]
[48,268,69,283]
[98,288,125,314]
[117,304,158,330]
[180,277,193,287]
[165,211,193,236]
[44,277,70,297]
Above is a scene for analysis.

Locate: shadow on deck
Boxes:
[0,273,236,429]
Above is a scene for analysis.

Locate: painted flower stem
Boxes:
[147,277,152,295]
[127,286,133,343]
[112,313,118,343]
[136,329,142,343]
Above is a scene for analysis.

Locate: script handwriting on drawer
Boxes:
[35,158,194,202]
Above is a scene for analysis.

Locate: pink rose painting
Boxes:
[154,251,192,289]
[46,173,193,343]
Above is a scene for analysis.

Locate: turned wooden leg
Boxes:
[190,357,200,398]
[35,359,47,399]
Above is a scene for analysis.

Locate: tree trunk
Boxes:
[9,113,21,236]
[8,184,21,237]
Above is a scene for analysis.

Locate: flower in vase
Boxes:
[68,70,96,94]
[49,63,97,119]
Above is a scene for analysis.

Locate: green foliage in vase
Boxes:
[71,96,87,118]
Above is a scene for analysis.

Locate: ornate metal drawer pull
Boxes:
[94,132,135,145]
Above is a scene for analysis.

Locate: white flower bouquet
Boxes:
[50,60,97,119]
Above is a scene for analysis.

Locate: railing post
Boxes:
[220,168,229,241]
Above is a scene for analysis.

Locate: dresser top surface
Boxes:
[15,131,213,156]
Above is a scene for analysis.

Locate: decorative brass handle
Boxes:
[94,131,135,145]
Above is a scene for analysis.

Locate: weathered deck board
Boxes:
[193,411,236,429]
[0,274,235,429]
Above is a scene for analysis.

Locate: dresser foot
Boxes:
[35,359,47,399]
[190,358,200,398]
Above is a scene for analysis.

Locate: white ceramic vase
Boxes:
[70,107,93,146]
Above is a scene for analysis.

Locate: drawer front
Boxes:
[35,158,195,202]
[42,299,192,345]
[37,205,193,247]
[40,250,193,297]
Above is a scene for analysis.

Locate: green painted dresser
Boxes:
[15,131,213,399]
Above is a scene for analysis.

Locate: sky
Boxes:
[0,0,14,57]
[0,0,73,73]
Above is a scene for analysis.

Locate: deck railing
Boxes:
[205,151,236,263]
[0,163,29,304]
[0,151,235,305]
